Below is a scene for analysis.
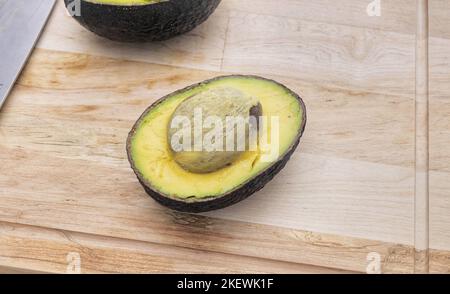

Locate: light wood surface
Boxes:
[429,0,450,273]
[0,0,448,273]
[414,0,429,273]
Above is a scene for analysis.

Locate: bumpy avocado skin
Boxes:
[64,0,222,42]
[126,75,307,213]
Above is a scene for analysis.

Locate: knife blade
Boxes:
[0,0,55,109]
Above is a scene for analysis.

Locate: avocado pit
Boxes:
[168,87,262,174]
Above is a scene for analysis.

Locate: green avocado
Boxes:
[127,75,307,212]
[64,0,222,42]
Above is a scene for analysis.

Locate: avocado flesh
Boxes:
[128,76,305,202]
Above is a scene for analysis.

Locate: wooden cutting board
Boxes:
[0,0,449,273]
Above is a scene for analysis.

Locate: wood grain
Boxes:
[37,0,229,71]
[414,0,429,273]
[429,0,450,39]
[429,0,450,273]
[0,221,351,274]
[1,49,414,244]
[0,47,417,273]
[2,0,449,273]
[225,0,447,40]
[222,11,415,97]
[223,0,417,35]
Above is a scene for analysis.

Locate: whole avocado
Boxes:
[64,0,222,42]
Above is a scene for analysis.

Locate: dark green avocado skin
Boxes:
[127,75,307,213]
[64,0,222,42]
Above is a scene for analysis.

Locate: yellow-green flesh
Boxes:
[130,77,303,199]
[86,0,161,5]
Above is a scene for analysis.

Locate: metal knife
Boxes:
[0,0,55,109]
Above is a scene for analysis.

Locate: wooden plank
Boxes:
[0,48,417,273]
[37,0,228,71]
[8,49,415,168]
[414,0,429,273]
[429,0,450,39]
[0,266,46,274]
[37,0,421,78]
[0,143,414,245]
[0,198,413,274]
[429,0,450,273]
[222,11,415,97]
[223,0,416,35]
[1,48,414,244]
[0,152,415,273]
[0,222,349,274]
[430,249,450,274]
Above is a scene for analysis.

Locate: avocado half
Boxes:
[127,75,307,212]
[64,0,222,42]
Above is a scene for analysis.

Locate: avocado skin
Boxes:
[64,0,222,42]
[127,75,307,213]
